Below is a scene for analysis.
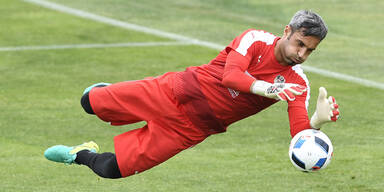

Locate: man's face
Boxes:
[280,26,321,66]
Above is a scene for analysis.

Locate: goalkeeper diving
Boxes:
[44,10,340,179]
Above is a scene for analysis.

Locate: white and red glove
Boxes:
[250,80,306,101]
[310,87,340,129]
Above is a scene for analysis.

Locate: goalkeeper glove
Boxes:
[250,80,306,101]
[310,87,340,129]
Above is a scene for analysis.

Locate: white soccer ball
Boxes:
[288,129,333,172]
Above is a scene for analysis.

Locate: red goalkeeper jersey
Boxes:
[175,29,311,137]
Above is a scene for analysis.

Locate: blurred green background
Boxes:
[0,0,383,191]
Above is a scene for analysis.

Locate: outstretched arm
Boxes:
[288,87,340,137]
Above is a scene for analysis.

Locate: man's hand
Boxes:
[310,87,340,129]
[250,80,306,101]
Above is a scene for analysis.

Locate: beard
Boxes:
[287,61,296,66]
[287,56,303,66]
[286,57,298,66]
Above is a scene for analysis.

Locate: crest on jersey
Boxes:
[274,75,285,84]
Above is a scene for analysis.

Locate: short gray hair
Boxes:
[289,10,328,40]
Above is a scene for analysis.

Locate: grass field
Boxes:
[0,0,383,191]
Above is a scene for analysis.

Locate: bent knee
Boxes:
[81,92,95,114]
[81,84,109,115]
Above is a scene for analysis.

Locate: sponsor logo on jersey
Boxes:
[257,55,262,64]
[228,88,240,98]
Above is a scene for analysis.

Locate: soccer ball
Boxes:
[288,129,333,172]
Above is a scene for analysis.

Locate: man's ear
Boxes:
[283,25,291,38]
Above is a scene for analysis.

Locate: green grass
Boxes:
[50,0,384,82]
[0,0,168,46]
[0,0,383,191]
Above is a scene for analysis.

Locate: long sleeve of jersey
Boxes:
[288,97,312,137]
[222,50,255,93]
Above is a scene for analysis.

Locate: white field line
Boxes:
[22,0,384,90]
[22,0,223,50]
[302,66,384,90]
[0,42,192,52]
